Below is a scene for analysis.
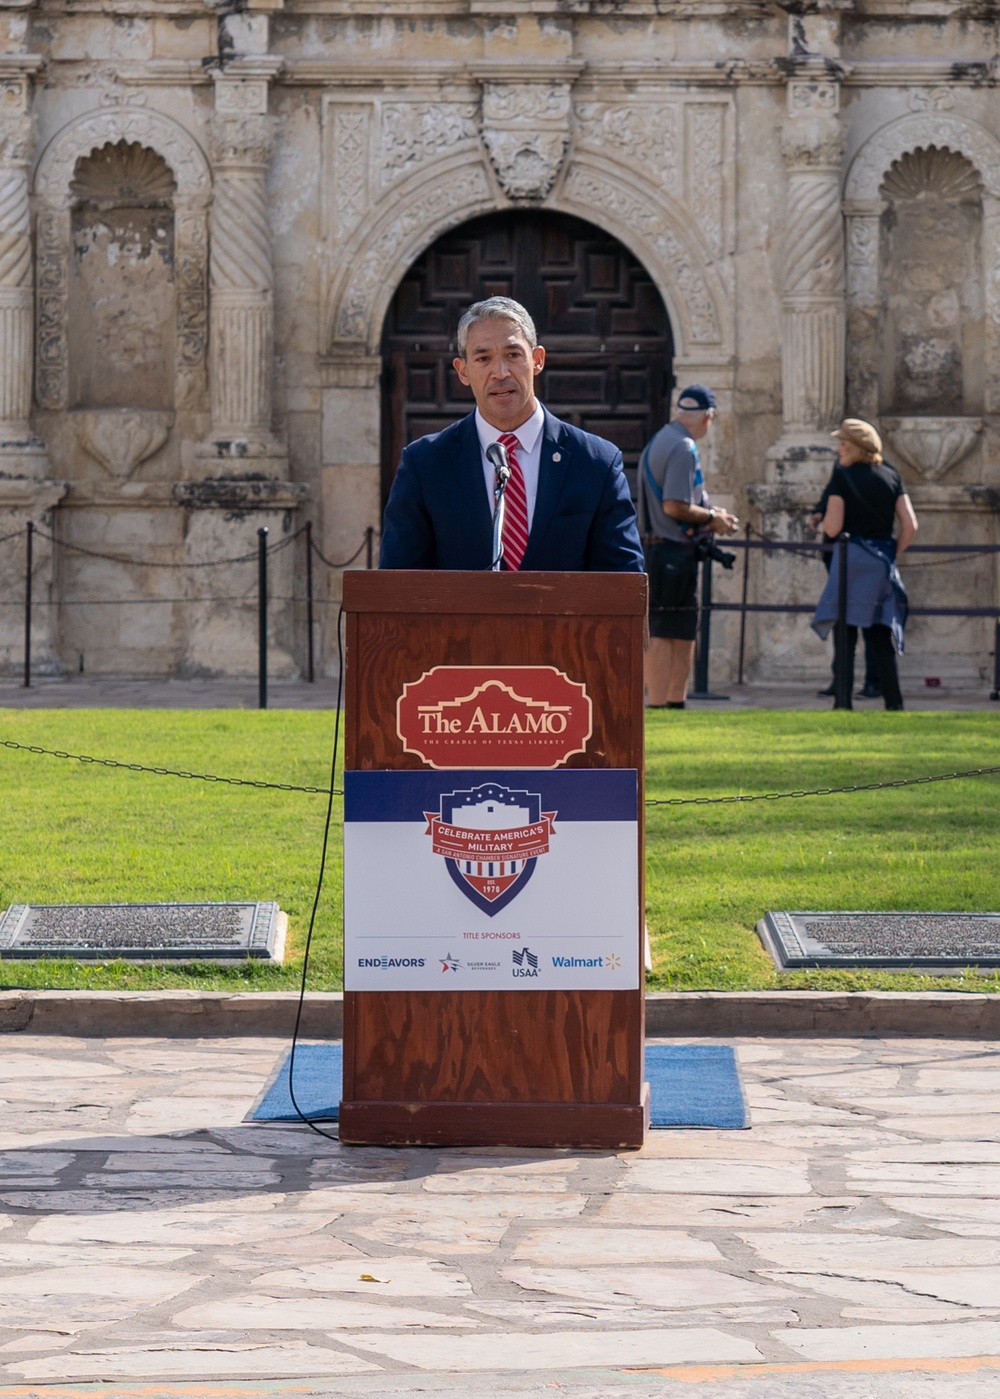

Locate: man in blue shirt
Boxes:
[639,386,738,708]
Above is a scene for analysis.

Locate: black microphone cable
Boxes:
[285,600,345,1143]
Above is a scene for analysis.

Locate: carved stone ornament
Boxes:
[34,109,211,199]
[0,113,32,166]
[846,114,1000,202]
[574,102,679,185]
[333,165,492,344]
[72,407,174,479]
[563,166,722,345]
[787,79,839,118]
[481,82,572,200]
[0,78,28,117]
[882,416,982,480]
[208,113,276,170]
[782,172,845,298]
[380,103,478,185]
[780,113,844,171]
[215,81,270,118]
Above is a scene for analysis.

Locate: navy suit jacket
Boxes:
[379,408,643,572]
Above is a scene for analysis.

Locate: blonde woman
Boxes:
[812,419,918,710]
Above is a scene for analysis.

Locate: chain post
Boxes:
[737,524,750,686]
[23,520,32,689]
[690,553,729,701]
[258,527,268,710]
[305,520,315,684]
[833,533,852,710]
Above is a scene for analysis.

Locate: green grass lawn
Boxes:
[1,707,998,993]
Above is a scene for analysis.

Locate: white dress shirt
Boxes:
[475,402,546,531]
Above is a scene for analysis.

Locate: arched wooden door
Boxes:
[380,211,673,503]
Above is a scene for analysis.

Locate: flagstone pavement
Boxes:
[1,1033,1000,1397]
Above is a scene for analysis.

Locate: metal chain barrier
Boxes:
[0,738,337,795]
[30,524,308,570]
[4,737,999,807]
[646,763,1000,806]
[310,534,371,570]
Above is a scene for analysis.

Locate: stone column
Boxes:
[197,63,287,477]
[0,63,46,478]
[750,37,848,684]
[0,60,64,675]
[772,75,845,476]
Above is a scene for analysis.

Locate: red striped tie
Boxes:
[498,432,529,571]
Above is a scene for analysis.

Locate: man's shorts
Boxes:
[646,538,699,641]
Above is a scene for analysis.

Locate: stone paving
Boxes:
[1,1034,1000,1397]
[1,675,996,711]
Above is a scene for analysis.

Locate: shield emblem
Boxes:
[432,783,551,918]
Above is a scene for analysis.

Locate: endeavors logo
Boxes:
[426,783,556,918]
[397,666,592,769]
[357,956,426,969]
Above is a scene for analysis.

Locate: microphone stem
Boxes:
[492,473,509,571]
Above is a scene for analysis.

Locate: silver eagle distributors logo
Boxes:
[425,782,556,917]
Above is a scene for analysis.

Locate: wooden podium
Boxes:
[340,570,647,1149]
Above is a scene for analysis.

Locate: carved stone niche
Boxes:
[69,142,178,415]
[35,115,210,420]
[879,147,984,421]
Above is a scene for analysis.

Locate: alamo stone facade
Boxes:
[0,0,996,687]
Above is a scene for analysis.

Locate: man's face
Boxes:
[686,409,715,442]
[454,318,545,431]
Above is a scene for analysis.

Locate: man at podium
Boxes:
[379,296,644,573]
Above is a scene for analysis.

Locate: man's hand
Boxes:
[664,499,740,535]
[709,508,739,537]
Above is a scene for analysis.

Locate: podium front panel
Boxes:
[341,571,647,1148]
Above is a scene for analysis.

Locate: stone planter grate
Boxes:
[0,901,285,963]
[759,910,1000,972]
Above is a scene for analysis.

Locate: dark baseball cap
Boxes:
[676,384,717,411]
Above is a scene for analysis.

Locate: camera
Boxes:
[693,535,736,570]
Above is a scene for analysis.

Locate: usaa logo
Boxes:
[512,946,539,978]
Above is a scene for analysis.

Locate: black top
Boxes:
[828,461,903,540]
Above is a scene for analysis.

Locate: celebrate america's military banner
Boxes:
[344,768,639,991]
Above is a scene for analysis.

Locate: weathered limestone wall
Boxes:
[0,0,996,685]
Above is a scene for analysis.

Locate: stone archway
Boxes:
[379,208,674,502]
[319,149,727,586]
[323,155,728,366]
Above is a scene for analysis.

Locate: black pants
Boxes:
[828,629,880,690]
[834,624,903,709]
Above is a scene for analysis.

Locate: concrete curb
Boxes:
[2,989,999,1038]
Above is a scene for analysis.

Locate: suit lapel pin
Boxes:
[552,452,561,462]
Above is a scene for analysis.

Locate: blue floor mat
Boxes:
[250,1042,748,1130]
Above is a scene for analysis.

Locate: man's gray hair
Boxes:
[456,297,537,358]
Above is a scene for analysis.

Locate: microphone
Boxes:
[486,440,511,489]
[486,441,511,572]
